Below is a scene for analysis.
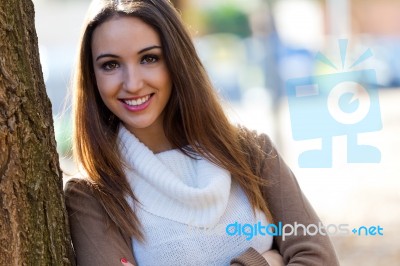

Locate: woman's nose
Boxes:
[123,65,144,92]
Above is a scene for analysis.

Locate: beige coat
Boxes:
[64,134,339,265]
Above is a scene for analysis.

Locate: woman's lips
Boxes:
[120,94,153,112]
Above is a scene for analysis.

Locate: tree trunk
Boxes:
[0,1,75,265]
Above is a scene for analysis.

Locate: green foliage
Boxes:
[203,5,251,38]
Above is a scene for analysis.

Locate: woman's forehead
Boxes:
[91,16,161,56]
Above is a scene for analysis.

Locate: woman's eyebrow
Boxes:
[138,45,162,54]
[96,53,119,61]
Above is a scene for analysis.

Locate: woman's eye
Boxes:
[101,61,119,71]
[141,55,159,64]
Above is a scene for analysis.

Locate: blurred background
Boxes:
[33,0,399,265]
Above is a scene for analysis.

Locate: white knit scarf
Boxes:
[118,125,232,228]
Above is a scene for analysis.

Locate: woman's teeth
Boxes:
[124,95,150,106]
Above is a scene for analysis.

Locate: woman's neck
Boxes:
[125,122,172,154]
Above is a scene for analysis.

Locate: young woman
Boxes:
[64,0,339,265]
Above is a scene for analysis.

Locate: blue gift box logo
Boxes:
[286,40,382,168]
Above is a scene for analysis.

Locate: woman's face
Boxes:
[91,16,172,136]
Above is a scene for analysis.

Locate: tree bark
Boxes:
[0,1,75,265]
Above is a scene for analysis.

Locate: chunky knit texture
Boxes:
[118,126,272,266]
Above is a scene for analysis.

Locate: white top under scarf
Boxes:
[118,126,272,266]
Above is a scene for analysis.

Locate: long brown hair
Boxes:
[72,0,272,241]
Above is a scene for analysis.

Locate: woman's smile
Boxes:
[120,93,154,112]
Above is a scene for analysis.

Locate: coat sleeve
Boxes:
[230,247,270,266]
[64,178,136,266]
[258,134,340,265]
